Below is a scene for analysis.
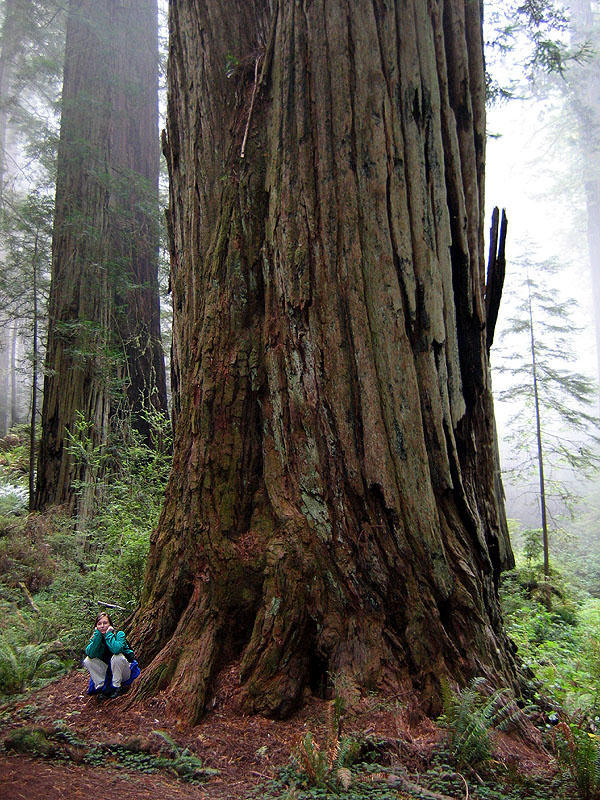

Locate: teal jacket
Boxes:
[85,629,135,664]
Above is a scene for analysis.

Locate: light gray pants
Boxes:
[83,654,131,689]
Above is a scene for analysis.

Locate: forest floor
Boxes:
[0,666,558,800]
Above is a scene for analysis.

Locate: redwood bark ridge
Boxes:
[133,0,516,722]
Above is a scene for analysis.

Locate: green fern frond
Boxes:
[438,677,517,769]
[0,640,65,695]
[297,732,326,784]
[335,735,362,769]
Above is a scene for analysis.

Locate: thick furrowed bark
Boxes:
[133,587,222,723]
[134,0,517,723]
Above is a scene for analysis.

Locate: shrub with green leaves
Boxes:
[0,482,28,518]
[288,688,370,792]
[66,406,171,609]
[501,557,600,712]
[0,406,172,700]
[0,516,56,596]
[0,426,29,480]
[554,720,600,800]
[151,730,219,783]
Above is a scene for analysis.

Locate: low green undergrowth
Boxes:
[0,639,68,695]
[501,558,600,715]
[257,769,400,799]
[438,677,523,770]
[254,676,561,800]
[3,721,218,785]
[499,549,600,799]
[553,721,600,800]
[0,409,172,702]
[258,753,563,800]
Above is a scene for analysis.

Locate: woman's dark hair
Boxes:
[95,611,113,626]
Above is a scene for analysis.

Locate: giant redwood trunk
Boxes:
[36,0,166,512]
[133,0,517,722]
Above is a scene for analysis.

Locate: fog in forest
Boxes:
[481,2,600,592]
[487,98,598,524]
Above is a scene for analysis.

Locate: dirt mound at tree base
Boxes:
[0,670,556,800]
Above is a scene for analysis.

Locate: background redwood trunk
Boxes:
[36,0,113,513]
[133,0,516,722]
[109,0,167,438]
[36,0,166,513]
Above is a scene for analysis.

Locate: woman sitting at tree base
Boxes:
[83,612,140,699]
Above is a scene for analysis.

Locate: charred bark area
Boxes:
[133,0,517,723]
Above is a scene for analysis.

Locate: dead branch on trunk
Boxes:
[485,206,508,352]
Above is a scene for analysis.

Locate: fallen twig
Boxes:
[19,582,39,613]
[96,600,127,611]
